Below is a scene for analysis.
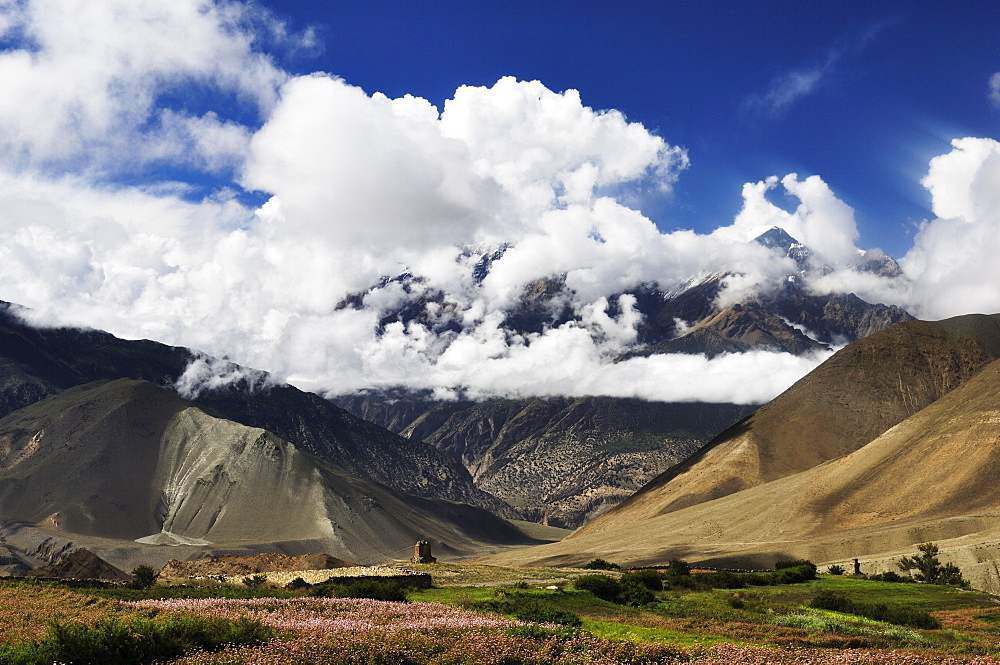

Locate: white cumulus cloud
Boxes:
[0,0,286,172]
[897,137,1000,319]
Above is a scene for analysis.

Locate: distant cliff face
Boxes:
[336,393,754,528]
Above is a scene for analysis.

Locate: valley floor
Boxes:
[3,564,1000,663]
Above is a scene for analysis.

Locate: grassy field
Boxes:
[3,565,1000,664]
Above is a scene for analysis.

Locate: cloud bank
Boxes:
[0,1,996,406]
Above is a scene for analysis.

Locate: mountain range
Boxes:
[334,227,913,527]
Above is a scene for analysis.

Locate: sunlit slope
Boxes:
[486,354,1000,589]
[0,379,531,562]
[576,314,1000,536]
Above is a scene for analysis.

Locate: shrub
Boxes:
[241,574,268,588]
[773,562,817,584]
[826,564,846,575]
[312,579,410,602]
[621,569,663,591]
[467,593,582,626]
[869,570,913,583]
[665,558,691,577]
[620,580,655,607]
[897,542,970,587]
[573,574,623,603]
[662,574,702,591]
[775,559,815,571]
[130,565,158,589]
[284,577,312,590]
[700,570,745,589]
[582,558,621,571]
[726,590,767,612]
[510,600,582,627]
[809,590,939,629]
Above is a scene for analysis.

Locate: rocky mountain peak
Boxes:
[753,226,812,267]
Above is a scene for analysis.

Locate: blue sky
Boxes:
[269,0,1000,258]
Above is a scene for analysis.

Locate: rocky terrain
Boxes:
[157,552,353,581]
[23,548,131,582]
[580,313,1000,533]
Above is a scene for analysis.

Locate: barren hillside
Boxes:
[577,314,1000,536]
[0,379,534,567]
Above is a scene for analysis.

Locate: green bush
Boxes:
[775,559,816,571]
[665,558,691,577]
[573,574,623,603]
[0,614,272,665]
[773,562,817,584]
[469,593,582,627]
[582,558,621,571]
[868,571,913,583]
[620,579,655,606]
[621,570,663,591]
[897,543,969,587]
[130,565,158,589]
[312,579,410,602]
[826,564,846,575]
[242,574,268,588]
[809,590,939,629]
[694,563,816,589]
[510,600,582,627]
[726,590,767,612]
[662,573,703,591]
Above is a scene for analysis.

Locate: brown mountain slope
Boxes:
[576,314,1000,537]
[483,355,1000,591]
[0,379,533,566]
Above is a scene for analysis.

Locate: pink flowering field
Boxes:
[120,596,1000,665]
